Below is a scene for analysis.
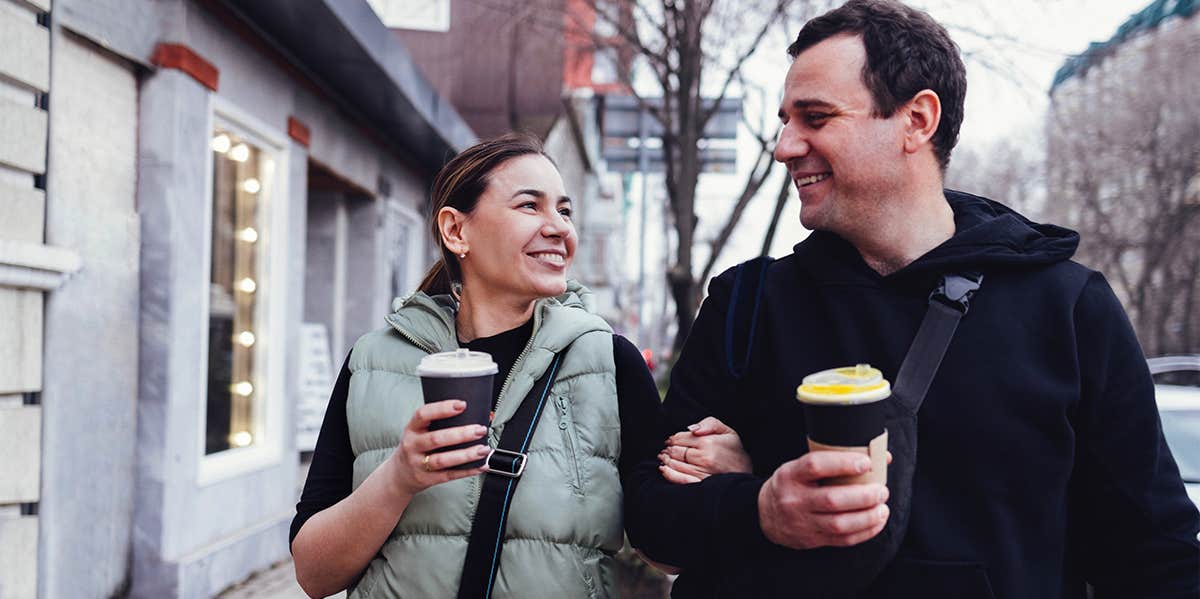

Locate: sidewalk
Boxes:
[216,457,344,599]
[217,558,345,599]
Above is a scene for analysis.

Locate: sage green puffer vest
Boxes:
[345,282,623,598]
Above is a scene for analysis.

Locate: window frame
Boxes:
[196,98,291,486]
[385,200,425,303]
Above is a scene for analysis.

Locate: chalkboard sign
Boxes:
[296,323,334,451]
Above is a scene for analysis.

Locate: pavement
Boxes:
[216,457,346,599]
[216,559,341,599]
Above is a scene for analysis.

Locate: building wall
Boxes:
[3,1,440,597]
[1,0,454,594]
[392,0,566,138]
[0,0,53,595]
[1046,11,1200,356]
[130,3,431,595]
[38,27,141,598]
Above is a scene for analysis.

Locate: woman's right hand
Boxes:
[389,399,490,496]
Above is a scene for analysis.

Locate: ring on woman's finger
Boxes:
[683,447,690,462]
[422,453,434,472]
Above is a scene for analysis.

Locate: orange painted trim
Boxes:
[151,43,219,91]
[287,116,311,148]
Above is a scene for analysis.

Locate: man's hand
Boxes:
[758,451,890,550]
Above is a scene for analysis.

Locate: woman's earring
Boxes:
[458,249,467,259]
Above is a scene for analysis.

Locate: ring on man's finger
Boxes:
[683,447,690,462]
[422,453,434,472]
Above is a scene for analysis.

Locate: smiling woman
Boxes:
[421,139,577,325]
[287,133,754,598]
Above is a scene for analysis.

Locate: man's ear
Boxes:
[903,89,941,155]
[437,207,469,255]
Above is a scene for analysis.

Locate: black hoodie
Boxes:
[624,191,1200,598]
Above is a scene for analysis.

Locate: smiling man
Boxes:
[623,1,1200,597]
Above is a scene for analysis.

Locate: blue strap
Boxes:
[724,256,774,379]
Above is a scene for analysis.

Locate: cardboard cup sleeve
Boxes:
[807,429,888,486]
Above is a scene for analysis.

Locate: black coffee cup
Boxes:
[796,364,892,485]
[417,349,498,468]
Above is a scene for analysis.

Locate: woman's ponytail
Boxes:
[417,260,453,296]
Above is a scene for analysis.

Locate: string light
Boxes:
[229,143,250,162]
[235,330,256,347]
[236,277,257,293]
[230,381,254,397]
[236,227,259,243]
[230,431,254,447]
[241,178,261,194]
[211,133,231,153]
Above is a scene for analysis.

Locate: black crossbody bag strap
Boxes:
[892,272,983,413]
[457,347,570,599]
[844,271,984,592]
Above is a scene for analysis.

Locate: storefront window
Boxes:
[387,202,421,300]
[206,127,272,455]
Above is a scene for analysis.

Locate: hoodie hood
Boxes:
[907,190,1079,274]
[795,190,1080,284]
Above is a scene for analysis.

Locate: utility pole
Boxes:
[636,106,649,347]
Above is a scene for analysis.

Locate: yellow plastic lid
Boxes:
[796,364,891,405]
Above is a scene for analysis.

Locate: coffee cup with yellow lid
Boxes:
[796,364,891,485]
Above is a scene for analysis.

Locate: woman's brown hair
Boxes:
[416,132,550,296]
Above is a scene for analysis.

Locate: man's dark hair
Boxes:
[788,0,966,171]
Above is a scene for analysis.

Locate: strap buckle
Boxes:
[484,448,528,478]
[929,272,983,314]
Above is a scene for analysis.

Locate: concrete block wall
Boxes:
[0,1,75,598]
[38,27,141,598]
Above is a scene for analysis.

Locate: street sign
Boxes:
[602,95,740,139]
[601,94,741,174]
[602,144,738,174]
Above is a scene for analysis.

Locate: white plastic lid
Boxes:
[796,364,892,404]
[416,349,499,378]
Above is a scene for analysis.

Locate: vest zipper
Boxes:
[392,326,437,354]
[492,304,544,428]
[556,395,584,494]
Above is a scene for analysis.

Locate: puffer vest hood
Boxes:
[345,281,623,598]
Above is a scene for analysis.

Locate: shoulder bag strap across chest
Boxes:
[457,345,571,599]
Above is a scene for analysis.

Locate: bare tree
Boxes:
[1046,21,1200,355]
[568,0,826,351]
[945,137,1045,218]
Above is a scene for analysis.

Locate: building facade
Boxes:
[1046,0,1200,356]
[0,0,474,596]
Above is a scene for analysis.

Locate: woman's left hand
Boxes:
[658,416,753,484]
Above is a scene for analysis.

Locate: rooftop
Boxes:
[1050,0,1198,91]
